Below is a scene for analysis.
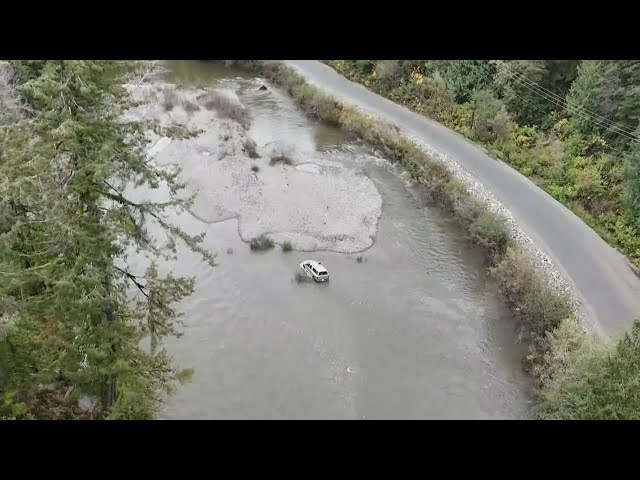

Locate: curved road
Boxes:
[285,60,640,336]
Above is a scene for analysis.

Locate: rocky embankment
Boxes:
[406,135,587,327]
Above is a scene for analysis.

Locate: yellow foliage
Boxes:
[553,118,570,138]
[571,155,591,168]
[574,165,603,198]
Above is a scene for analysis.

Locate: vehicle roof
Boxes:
[302,260,328,272]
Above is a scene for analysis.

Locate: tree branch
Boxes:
[114,266,150,298]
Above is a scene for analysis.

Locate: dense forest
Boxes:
[0,60,213,419]
[325,61,640,271]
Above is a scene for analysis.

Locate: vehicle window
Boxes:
[319,271,327,275]
[312,268,318,274]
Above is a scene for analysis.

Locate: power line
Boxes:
[502,62,639,137]
[487,66,637,164]
[505,70,640,144]
[506,71,640,146]
[502,68,640,142]
[500,62,640,143]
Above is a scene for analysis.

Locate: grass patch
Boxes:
[281,241,293,252]
[249,234,274,251]
[226,248,233,254]
[356,255,364,263]
[470,211,510,260]
[251,165,260,173]
[490,247,571,366]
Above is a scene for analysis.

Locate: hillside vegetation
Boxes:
[325,60,640,272]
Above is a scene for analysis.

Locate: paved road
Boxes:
[285,60,640,336]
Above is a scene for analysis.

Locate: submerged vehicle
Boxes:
[300,260,329,282]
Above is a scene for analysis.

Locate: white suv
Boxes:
[300,260,330,282]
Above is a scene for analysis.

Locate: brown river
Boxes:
[131,61,533,419]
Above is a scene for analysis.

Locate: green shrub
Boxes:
[447,180,486,227]
[548,183,578,203]
[538,320,640,420]
[249,234,274,251]
[355,60,375,74]
[533,317,586,389]
[418,73,457,122]
[281,241,293,252]
[624,146,640,232]
[374,60,401,81]
[472,90,513,143]
[490,248,571,348]
[470,211,510,258]
[419,158,454,206]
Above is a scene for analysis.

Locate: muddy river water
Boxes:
[135,61,533,419]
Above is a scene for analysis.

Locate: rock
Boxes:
[258,85,268,91]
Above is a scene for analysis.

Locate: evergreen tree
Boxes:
[495,60,579,127]
[625,126,640,233]
[0,60,214,419]
[568,60,640,150]
[425,60,496,103]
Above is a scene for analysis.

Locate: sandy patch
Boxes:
[125,72,382,253]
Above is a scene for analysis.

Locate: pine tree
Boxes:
[568,60,640,150]
[0,60,214,419]
[625,126,640,233]
[424,60,496,103]
[494,60,579,127]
